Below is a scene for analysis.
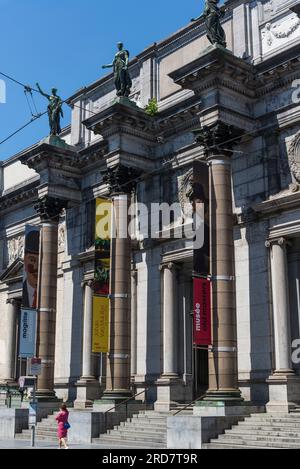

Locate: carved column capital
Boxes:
[159,262,178,272]
[6,298,21,307]
[193,122,243,160]
[265,237,291,249]
[102,165,141,195]
[34,196,66,223]
[81,279,94,289]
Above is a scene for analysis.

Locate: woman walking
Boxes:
[56,404,70,449]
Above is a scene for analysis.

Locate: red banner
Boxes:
[193,278,212,346]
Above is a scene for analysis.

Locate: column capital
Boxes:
[193,122,243,160]
[81,279,94,289]
[159,262,178,272]
[102,165,141,196]
[6,298,21,307]
[265,237,291,248]
[34,196,66,223]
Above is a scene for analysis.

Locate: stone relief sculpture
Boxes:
[58,224,65,250]
[8,235,24,265]
[262,15,300,50]
[179,170,194,222]
[288,131,300,183]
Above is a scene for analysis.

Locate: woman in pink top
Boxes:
[56,404,70,449]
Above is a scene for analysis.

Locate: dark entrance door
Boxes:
[193,347,208,398]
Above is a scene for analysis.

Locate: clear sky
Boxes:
[0,0,205,160]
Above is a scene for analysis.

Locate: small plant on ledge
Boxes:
[145,98,159,117]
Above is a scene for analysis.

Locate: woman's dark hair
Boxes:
[60,404,67,411]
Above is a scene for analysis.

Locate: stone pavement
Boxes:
[0,439,107,450]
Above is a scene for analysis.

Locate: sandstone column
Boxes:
[2,299,19,384]
[195,123,242,402]
[35,196,65,400]
[75,280,100,408]
[101,165,138,402]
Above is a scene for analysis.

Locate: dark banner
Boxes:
[193,278,212,346]
[22,225,40,310]
[193,160,210,276]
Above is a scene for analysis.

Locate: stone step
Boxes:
[100,432,166,444]
[227,427,300,438]
[239,420,300,429]
[120,422,167,430]
[130,417,167,424]
[16,429,58,438]
[139,412,170,417]
[209,438,299,449]
[110,427,166,437]
[243,417,300,425]
[16,433,57,442]
[219,432,300,446]
[93,437,165,449]
[246,414,300,420]
[203,443,274,450]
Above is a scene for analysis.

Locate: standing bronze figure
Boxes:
[36,83,64,136]
[102,43,132,97]
[192,0,227,48]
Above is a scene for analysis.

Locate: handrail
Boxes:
[172,394,206,417]
[104,388,148,415]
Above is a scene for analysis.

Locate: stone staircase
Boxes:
[93,409,192,449]
[15,411,58,442]
[203,413,300,449]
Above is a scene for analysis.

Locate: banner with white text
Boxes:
[193,278,212,347]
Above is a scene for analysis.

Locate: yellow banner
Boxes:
[95,198,112,296]
[92,296,109,353]
[95,198,112,240]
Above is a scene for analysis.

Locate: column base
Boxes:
[74,378,102,409]
[0,379,18,387]
[193,400,264,417]
[203,389,243,402]
[266,373,300,413]
[154,375,187,412]
[93,398,146,418]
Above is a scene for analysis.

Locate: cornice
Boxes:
[169,45,257,98]
[253,188,300,215]
[77,140,109,169]
[83,102,158,143]
[0,181,38,213]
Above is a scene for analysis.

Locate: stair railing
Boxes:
[171,394,206,417]
[104,388,148,431]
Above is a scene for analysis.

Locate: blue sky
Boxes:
[0,0,205,160]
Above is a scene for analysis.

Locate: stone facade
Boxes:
[0,0,300,413]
